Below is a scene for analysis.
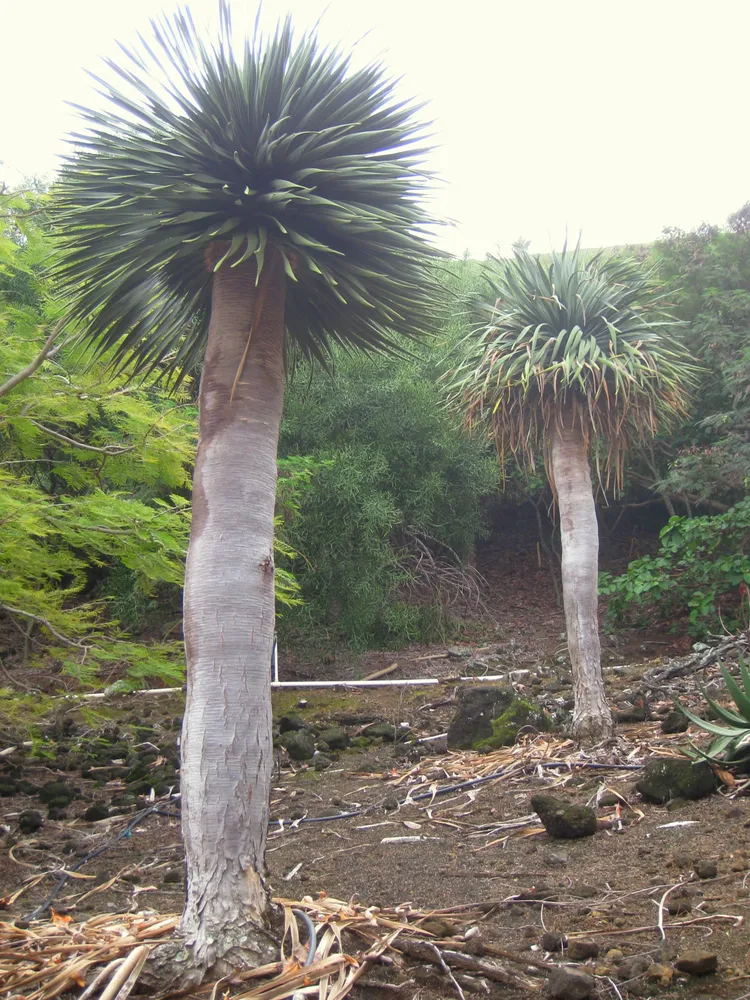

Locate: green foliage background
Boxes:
[278,346,501,649]
[601,206,750,633]
[4,182,750,711]
[0,191,302,712]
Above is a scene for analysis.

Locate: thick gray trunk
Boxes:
[180,256,285,979]
[549,418,613,741]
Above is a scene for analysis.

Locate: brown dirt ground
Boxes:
[2,672,749,1000]
[0,557,745,998]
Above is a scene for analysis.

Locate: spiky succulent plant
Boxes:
[679,657,750,763]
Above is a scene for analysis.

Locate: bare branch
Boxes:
[0,605,92,649]
[29,421,135,455]
[0,318,67,399]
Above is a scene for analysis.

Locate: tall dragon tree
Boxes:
[52,6,441,979]
[446,248,694,739]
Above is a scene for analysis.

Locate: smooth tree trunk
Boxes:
[549,416,614,741]
[180,254,285,979]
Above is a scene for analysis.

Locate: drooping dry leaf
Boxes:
[716,768,736,786]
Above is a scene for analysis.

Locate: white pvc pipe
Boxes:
[269,675,506,689]
[78,674,506,698]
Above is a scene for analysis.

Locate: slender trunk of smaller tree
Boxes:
[549,415,613,741]
[180,255,285,979]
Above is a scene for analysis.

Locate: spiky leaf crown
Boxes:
[52,4,443,379]
[445,248,697,487]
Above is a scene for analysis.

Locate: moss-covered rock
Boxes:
[38,781,77,805]
[279,730,316,760]
[318,726,350,750]
[350,736,373,749]
[278,714,311,734]
[473,698,551,750]
[531,794,597,839]
[84,803,110,822]
[447,685,515,749]
[636,757,716,803]
[365,722,398,742]
[47,795,74,810]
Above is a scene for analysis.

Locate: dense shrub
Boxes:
[600,499,750,635]
[278,349,501,648]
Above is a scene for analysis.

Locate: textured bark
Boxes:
[549,418,614,741]
[180,256,285,979]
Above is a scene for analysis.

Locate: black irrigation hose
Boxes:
[271,759,645,827]
[22,803,181,922]
[292,908,317,966]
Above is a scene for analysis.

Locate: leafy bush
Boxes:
[279,349,501,648]
[652,213,750,505]
[600,500,750,634]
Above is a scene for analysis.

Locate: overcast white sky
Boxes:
[2,0,749,256]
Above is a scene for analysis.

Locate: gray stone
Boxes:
[616,955,653,980]
[694,860,718,879]
[19,809,44,834]
[636,758,717,804]
[531,795,597,839]
[674,951,718,976]
[446,685,515,749]
[540,931,567,952]
[546,966,595,999]
[313,753,332,771]
[566,939,599,961]
[317,726,350,750]
[280,730,315,760]
[661,710,689,734]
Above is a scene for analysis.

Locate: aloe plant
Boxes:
[678,657,750,763]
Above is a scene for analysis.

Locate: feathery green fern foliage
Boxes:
[1,190,301,693]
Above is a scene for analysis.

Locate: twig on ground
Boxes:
[425,941,467,1000]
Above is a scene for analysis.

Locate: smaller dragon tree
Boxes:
[445,247,696,740]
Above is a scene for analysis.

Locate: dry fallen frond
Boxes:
[0,896,548,1000]
[0,911,178,1000]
